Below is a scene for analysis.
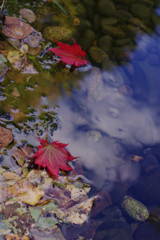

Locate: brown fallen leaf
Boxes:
[2,171,21,180]
[2,16,34,39]
[0,126,13,147]
[4,179,44,205]
[5,234,30,240]
[129,155,144,162]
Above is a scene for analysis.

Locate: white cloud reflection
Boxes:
[52,35,160,189]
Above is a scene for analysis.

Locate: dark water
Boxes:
[1,0,160,239]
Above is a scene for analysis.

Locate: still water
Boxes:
[1,0,160,239]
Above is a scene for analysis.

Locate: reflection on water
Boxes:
[1,0,160,239]
[52,33,160,190]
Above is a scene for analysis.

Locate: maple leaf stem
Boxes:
[51,0,69,16]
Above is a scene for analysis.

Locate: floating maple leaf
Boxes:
[47,38,88,67]
[32,138,76,179]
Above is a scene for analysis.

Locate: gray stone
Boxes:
[19,8,36,23]
[25,31,42,48]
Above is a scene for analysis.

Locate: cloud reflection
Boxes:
[52,34,160,189]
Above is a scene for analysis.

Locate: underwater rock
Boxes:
[132,168,160,204]
[116,10,133,24]
[94,228,133,240]
[86,130,102,142]
[128,17,147,32]
[130,3,151,19]
[80,29,95,48]
[101,25,126,38]
[89,46,108,64]
[0,126,13,147]
[135,222,160,240]
[110,183,126,205]
[97,0,116,17]
[87,67,106,101]
[99,35,113,53]
[19,8,37,23]
[122,195,149,221]
[2,16,34,39]
[43,26,72,42]
[25,31,42,48]
[101,17,118,27]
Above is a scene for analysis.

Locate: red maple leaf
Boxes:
[32,138,76,179]
[47,38,88,67]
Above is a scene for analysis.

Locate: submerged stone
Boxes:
[19,8,37,23]
[43,26,72,42]
[122,195,149,221]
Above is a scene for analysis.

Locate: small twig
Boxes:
[0,0,5,13]
[52,0,69,16]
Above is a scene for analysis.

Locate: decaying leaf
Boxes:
[2,171,21,180]
[0,126,13,147]
[7,50,25,69]
[3,201,34,235]
[66,184,90,202]
[64,197,95,224]
[129,155,144,162]
[2,16,34,39]
[0,221,11,235]
[4,179,44,205]
[5,234,30,240]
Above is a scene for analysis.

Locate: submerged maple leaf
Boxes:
[32,138,76,179]
[47,38,88,67]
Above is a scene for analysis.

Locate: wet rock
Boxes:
[93,14,101,32]
[132,168,160,204]
[0,62,9,79]
[101,17,117,27]
[101,25,126,38]
[2,16,34,39]
[110,183,126,205]
[0,126,13,147]
[80,29,95,48]
[86,130,102,142]
[89,46,108,64]
[94,228,133,240]
[128,17,147,32]
[141,153,159,173]
[43,26,72,42]
[99,35,113,54]
[98,0,116,17]
[135,222,160,240]
[25,31,42,48]
[88,67,105,102]
[122,195,149,221]
[19,8,36,23]
[94,207,133,240]
[130,3,151,19]
[114,38,132,47]
[7,38,20,50]
[116,10,133,24]
[91,190,112,217]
